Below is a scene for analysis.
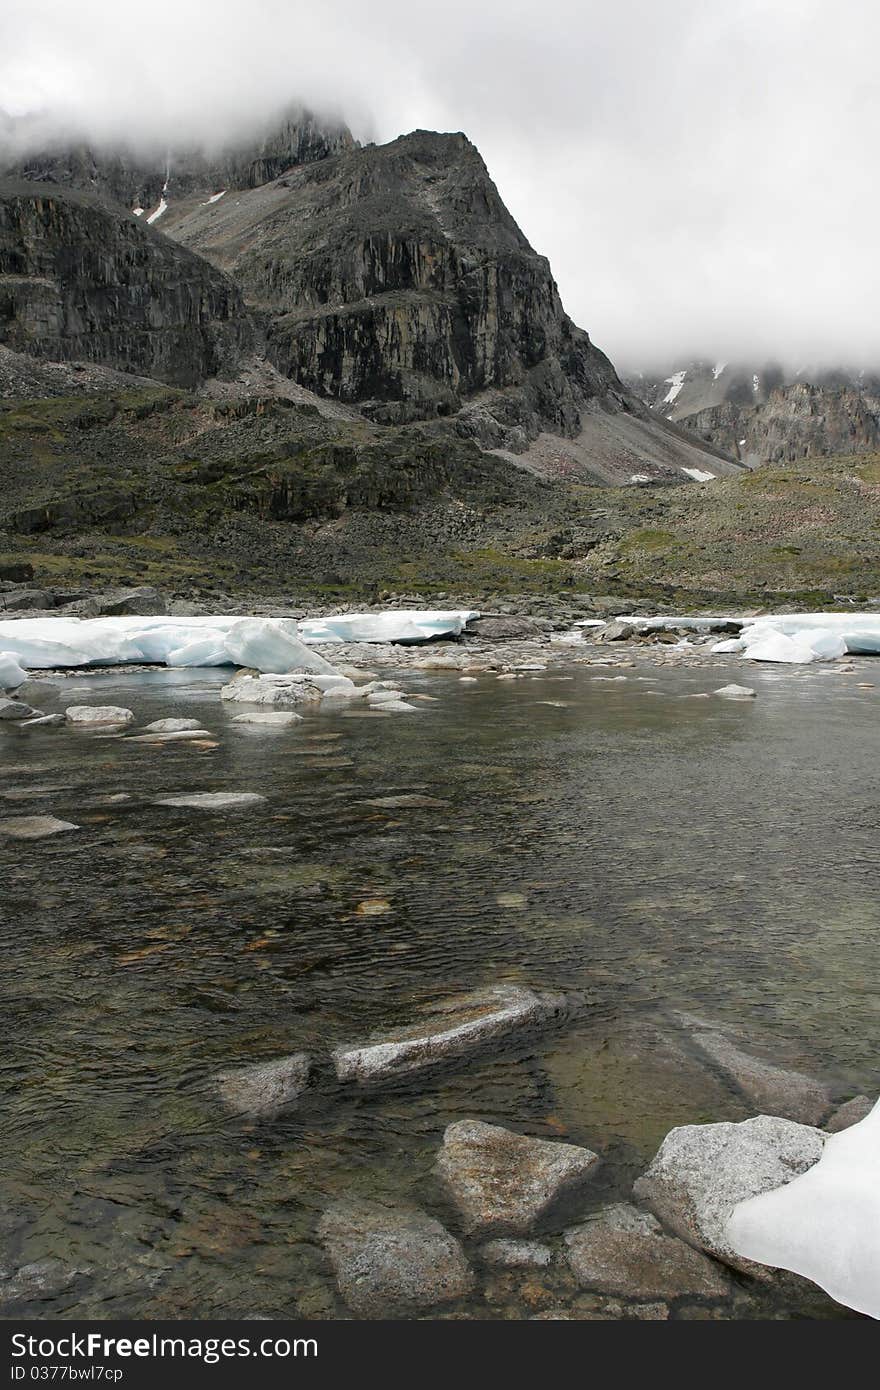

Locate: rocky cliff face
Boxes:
[163,131,620,441]
[626,358,880,464]
[0,183,252,387]
[687,382,880,465]
[1,119,737,484]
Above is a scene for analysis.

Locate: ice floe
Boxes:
[726,1097,880,1318]
[298,611,479,644]
[0,612,476,675]
[0,617,330,674]
[712,614,880,663]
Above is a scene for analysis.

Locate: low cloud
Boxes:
[2,0,878,368]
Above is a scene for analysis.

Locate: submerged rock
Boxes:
[128,729,214,743]
[154,792,267,810]
[142,718,204,733]
[0,814,79,839]
[434,1120,600,1237]
[688,1030,833,1125]
[825,1095,875,1134]
[65,705,135,727]
[714,684,757,699]
[0,698,37,720]
[332,984,573,1085]
[317,1198,474,1317]
[231,711,303,726]
[478,1238,553,1268]
[216,1053,311,1118]
[563,1202,729,1300]
[633,1116,826,1274]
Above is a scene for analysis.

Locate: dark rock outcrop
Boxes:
[0,183,251,386]
[164,131,618,436]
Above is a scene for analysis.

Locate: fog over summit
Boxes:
[2,0,878,368]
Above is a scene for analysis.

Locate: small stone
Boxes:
[714,684,757,699]
[563,1203,729,1299]
[434,1120,600,1237]
[20,713,65,728]
[65,705,135,727]
[356,898,392,916]
[317,1198,474,1317]
[216,1053,311,1118]
[0,815,79,839]
[496,891,527,908]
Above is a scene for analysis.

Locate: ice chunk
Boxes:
[726,1098,880,1318]
[222,618,336,674]
[297,610,479,644]
[0,652,27,689]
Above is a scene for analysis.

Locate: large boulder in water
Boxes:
[332,984,574,1086]
[434,1120,600,1237]
[633,1116,826,1274]
[563,1202,730,1300]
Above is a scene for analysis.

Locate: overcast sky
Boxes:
[2,0,878,369]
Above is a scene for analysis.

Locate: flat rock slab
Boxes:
[435,1120,600,1237]
[216,1053,311,1118]
[714,684,756,699]
[564,1202,729,1300]
[128,729,213,743]
[231,711,303,726]
[332,984,572,1085]
[0,815,79,840]
[154,792,267,811]
[633,1115,826,1274]
[65,705,134,726]
[689,1030,833,1125]
[20,714,65,728]
[142,718,204,733]
[317,1198,474,1317]
[0,699,37,720]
